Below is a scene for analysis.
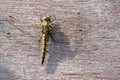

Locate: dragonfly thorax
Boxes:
[42,21,49,26]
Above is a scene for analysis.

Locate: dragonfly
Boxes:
[40,16,57,66]
[6,13,93,66]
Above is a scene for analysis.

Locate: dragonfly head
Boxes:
[43,16,51,22]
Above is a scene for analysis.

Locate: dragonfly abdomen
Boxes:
[41,33,48,66]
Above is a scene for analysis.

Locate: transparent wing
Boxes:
[47,14,82,44]
[6,16,41,50]
[49,13,94,45]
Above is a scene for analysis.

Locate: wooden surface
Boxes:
[0,0,120,80]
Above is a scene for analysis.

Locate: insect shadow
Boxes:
[45,23,75,74]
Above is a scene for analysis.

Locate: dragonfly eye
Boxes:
[43,17,51,21]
